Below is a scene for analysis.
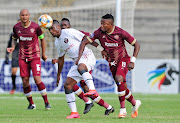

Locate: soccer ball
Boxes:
[38,14,53,29]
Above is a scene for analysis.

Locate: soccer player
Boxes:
[52,18,114,115]
[49,19,114,119]
[7,9,51,110]
[77,14,141,118]
[5,19,20,94]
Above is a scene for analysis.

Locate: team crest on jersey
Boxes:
[30,28,35,33]
[18,30,21,33]
[64,38,68,43]
[114,35,119,40]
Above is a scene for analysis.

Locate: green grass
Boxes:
[0,93,180,123]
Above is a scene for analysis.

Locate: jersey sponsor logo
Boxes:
[64,38,68,43]
[20,36,33,41]
[114,35,119,40]
[105,42,118,47]
[30,28,35,33]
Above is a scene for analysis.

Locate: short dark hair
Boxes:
[53,19,60,25]
[61,18,70,22]
[102,14,114,22]
[61,18,70,25]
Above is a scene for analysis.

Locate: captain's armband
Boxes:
[38,34,44,39]
[87,36,93,43]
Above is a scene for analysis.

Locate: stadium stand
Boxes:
[134,0,178,59]
[0,0,178,59]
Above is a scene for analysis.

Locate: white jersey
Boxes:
[55,28,89,61]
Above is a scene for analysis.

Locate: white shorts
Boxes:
[67,49,96,82]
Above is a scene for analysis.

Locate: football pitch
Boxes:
[0,93,180,123]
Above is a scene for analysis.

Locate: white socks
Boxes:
[66,92,77,112]
[82,72,95,90]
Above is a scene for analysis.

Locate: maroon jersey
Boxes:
[12,21,43,60]
[87,26,136,64]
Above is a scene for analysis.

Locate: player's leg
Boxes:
[90,94,114,115]
[10,67,18,94]
[10,57,19,94]
[31,58,51,110]
[80,80,89,93]
[64,77,80,119]
[78,63,96,92]
[111,59,129,118]
[19,59,35,109]
[124,82,141,118]
[115,75,127,118]
[72,84,94,114]
[78,50,97,97]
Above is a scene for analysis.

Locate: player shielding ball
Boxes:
[52,18,114,115]
[7,9,51,110]
[77,14,141,118]
[49,20,114,119]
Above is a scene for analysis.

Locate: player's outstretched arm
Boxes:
[57,55,65,86]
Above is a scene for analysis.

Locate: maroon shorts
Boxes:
[109,57,130,82]
[19,58,41,77]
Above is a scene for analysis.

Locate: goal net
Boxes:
[0,0,136,93]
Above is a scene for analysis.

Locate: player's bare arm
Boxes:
[7,38,17,53]
[127,41,140,71]
[90,41,108,59]
[40,38,47,61]
[57,55,65,86]
[76,37,90,65]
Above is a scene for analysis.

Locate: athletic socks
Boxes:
[73,84,90,103]
[66,92,77,112]
[91,95,111,109]
[117,82,126,108]
[23,85,34,104]
[37,82,49,104]
[11,74,16,89]
[81,72,95,90]
[125,88,136,106]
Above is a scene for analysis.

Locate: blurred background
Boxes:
[0,0,179,94]
[0,0,178,59]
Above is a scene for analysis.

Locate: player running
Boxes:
[52,18,114,115]
[49,19,114,119]
[77,14,141,118]
[7,9,51,110]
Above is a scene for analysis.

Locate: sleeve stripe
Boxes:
[87,36,93,43]
[38,33,44,39]
[131,39,136,45]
